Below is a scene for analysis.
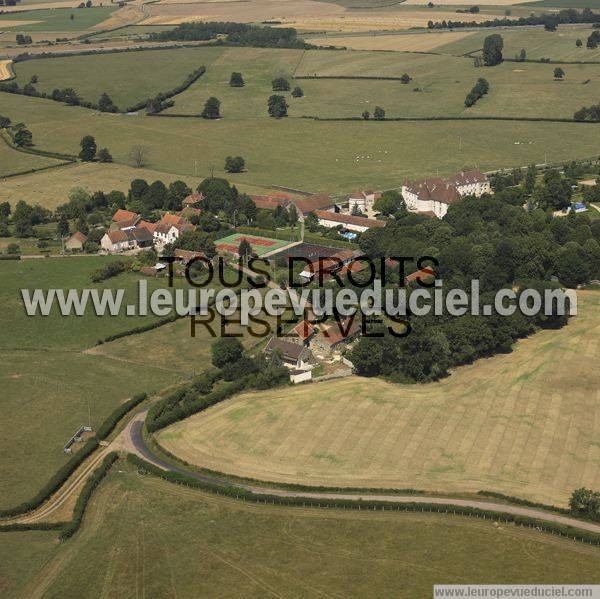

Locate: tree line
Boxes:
[149,21,309,49]
[427,7,600,30]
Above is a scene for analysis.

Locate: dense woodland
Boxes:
[348,185,600,383]
[150,22,308,49]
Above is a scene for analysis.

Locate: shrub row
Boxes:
[302,231,356,249]
[95,287,246,346]
[146,374,247,432]
[294,75,406,81]
[96,392,148,440]
[1,62,205,115]
[127,454,600,545]
[0,255,21,260]
[464,77,489,108]
[59,452,119,541]
[90,259,128,283]
[0,438,99,518]
[125,66,206,113]
[236,226,298,243]
[0,521,65,533]
[301,115,578,123]
[0,389,148,519]
[477,490,570,515]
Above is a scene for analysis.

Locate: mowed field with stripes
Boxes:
[158,291,600,507]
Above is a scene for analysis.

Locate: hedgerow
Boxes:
[0,438,99,518]
[127,454,600,545]
[59,452,119,541]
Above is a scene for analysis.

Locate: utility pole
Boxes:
[459,136,462,151]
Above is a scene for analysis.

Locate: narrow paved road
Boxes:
[126,412,600,535]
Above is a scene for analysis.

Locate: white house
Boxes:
[152,215,194,247]
[402,170,490,219]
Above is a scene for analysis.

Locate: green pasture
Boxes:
[0,137,66,178]
[436,26,600,62]
[12,46,225,110]
[2,90,600,193]
[0,7,117,32]
[1,467,599,597]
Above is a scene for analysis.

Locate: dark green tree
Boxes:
[225,156,245,173]
[98,93,118,113]
[268,94,288,118]
[482,33,503,66]
[229,72,244,87]
[291,86,304,97]
[79,135,97,162]
[201,97,221,119]
[211,337,244,368]
[97,148,113,163]
[373,106,386,120]
[57,213,70,238]
[271,77,290,91]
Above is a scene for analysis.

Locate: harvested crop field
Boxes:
[309,30,476,52]
[141,0,345,25]
[158,291,600,507]
[0,59,14,81]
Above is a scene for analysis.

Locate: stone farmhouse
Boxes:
[402,170,490,219]
[347,190,380,214]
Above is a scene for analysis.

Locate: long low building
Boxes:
[314,210,386,233]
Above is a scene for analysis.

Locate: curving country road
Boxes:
[124,412,600,536]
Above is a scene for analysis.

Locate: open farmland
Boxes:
[0,7,117,32]
[158,291,600,507]
[12,46,225,111]
[3,466,599,598]
[3,51,600,193]
[0,348,175,509]
[435,26,600,62]
[0,257,191,506]
[0,137,66,178]
[0,161,274,209]
[308,30,478,52]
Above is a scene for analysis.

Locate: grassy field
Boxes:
[0,256,194,507]
[3,84,600,193]
[164,47,303,116]
[158,291,600,507]
[0,161,276,208]
[309,30,478,52]
[87,300,286,376]
[0,7,117,32]
[436,26,600,62]
[0,257,199,351]
[13,46,225,110]
[0,138,66,178]
[2,465,599,598]
[0,348,177,509]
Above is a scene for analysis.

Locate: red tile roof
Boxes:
[159,213,188,227]
[292,320,316,341]
[112,209,139,222]
[174,249,205,262]
[182,193,204,205]
[321,317,361,347]
[69,231,87,244]
[314,210,386,228]
[406,266,436,284]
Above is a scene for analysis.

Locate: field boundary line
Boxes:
[127,419,600,541]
